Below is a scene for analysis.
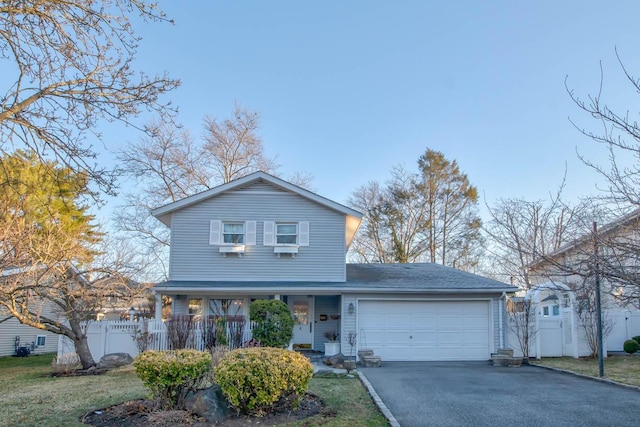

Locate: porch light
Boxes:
[348,302,355,315]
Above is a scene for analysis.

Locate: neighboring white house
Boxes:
[149,171,517,362]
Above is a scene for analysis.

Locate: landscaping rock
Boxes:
[97,353,134,369]
[323,353,345,367]
[184,384,230,423]
[363,355,382,367]
[357,349,374,365]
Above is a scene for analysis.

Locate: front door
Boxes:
[288,296,314,348]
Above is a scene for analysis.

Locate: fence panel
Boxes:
[58,319,257,361]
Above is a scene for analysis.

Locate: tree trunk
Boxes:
[68,318,96,369]
[74,334,96,370]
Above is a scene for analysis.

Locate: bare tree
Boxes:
[116,108,312,279]
[348,149,482,269]
[0,1,179,195]
[567,48,640,210]
[202,104,279,183]
[507,297,536,361]
[566,49,640,305]
[484,183,592,289]
[348,167,428,263]
[0,234,148,369]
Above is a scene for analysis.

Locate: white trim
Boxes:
[219,245,246,257]
[299,221,310,247]
[274,245,299,257]
[209,220,221,245]
[245,221,257,246]
[263,221,275,246]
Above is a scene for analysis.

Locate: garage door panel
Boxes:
[358,300,491,361]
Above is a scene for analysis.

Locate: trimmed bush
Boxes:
[624,339,640,355]
[133,349,212,409]
[249,299,294,348]
[632,335,640,344]
[214,347,313,415]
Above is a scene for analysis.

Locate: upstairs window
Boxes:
[264,221,309,247]
[276,223,298,244]
[223,222,245,244]
[209,220,256,248]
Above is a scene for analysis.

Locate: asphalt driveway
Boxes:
[360,362,640,427]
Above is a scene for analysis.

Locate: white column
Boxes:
[154,291,163,322]
[274,294,280,300]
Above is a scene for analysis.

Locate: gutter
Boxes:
[153,286,518,294]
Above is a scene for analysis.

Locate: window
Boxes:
[36,335,46,347]
[542,306,549,317]
[264,221,309,250]
[188,298,203,317]
[223,222,244,244]
[276,223,298,244]
[209,299,243,318]
[552,305,560,316]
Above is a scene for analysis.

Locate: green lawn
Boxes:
[535,355,640,387]
[0,354,389,427]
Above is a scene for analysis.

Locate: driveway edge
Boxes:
[358,370,401,427]
[532,363,640,392]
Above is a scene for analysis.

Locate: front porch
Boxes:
[157,293,343,353]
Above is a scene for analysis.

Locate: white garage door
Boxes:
[358,300,491,361]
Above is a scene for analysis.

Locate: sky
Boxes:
[100,1,640,222]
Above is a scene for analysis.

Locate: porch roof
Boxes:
[154,263,516,294]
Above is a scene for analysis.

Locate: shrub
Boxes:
[632,335,640,344]
[208,345,230,383]
[624,339,640,355]
[214,347,313,415]
[133,349,211,409]
[165,315,194,349]
[52,353,81,374]
[249,299,294,348]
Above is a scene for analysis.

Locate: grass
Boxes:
[296,373,389,427]
[0,354,389,427]
[535,355,640,387]
[0,353,146,427]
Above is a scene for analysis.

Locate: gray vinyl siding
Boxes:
[340,293,503,357]
[313,296,341,351]
[169,183,347,282]
[0,302,62,356]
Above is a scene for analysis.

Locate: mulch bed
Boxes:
[82,393,323,427]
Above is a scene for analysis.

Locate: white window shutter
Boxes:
[299,221,310,246]
[263,221,275,246]
[209,220,221,245]
[246,221,257,245]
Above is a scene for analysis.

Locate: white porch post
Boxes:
[154,291,163,322]
[274,294,280,300]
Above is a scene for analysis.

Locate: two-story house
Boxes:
[151,172,516,361]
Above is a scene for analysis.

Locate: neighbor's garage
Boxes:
[358,300,491,361]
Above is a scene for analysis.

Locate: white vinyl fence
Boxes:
[506,310,640,358]
[57,319,256,361]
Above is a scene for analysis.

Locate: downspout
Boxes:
[499,292,505,349]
